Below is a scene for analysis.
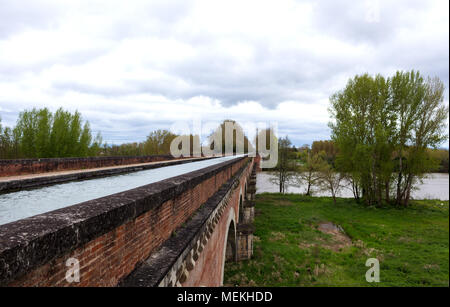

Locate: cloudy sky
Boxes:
[0,0,448,147]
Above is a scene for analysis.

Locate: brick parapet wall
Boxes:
[180,159,254,286]
[0,156,248,287]
[0,154,184,177]
[120,158,253,287]
[0,156,214,193]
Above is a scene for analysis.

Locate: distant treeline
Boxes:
[0,108,191,159]
[294,140,449,174]
[1,111,253,159]
[0,108,103,159]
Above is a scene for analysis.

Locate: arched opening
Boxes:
[221,209,237,285]
[238,194,244,223]
[244,183,248,200]
[225,221,236,262]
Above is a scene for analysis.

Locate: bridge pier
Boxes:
[236,165,257,261]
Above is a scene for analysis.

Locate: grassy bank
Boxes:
[224,194,449,287]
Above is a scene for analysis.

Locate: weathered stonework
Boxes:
[0,154,186,177]
[0,156,214,193]
[0,154,260,287]
[0,156,250,286]
[236,223,254,261]
[235,164,257,261]
[120,163,248,287]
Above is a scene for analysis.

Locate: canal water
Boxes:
[256,172,449,200]
[0,155,241,226]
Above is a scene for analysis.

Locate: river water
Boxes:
[256,172,449,200]
[0,155,241,226]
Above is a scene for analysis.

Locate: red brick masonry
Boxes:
[0,154,181,177]
[0,156,250,287]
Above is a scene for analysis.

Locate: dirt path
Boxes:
[317,222,352,251]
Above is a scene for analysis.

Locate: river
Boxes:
[256,172,449,200]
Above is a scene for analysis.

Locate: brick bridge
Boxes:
[0,155,259,286]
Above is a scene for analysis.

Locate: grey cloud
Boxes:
[0,0,66,39]
[0,0,448,147]
[311,0,430,44]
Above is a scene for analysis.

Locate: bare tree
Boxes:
[318,165,344,205]
[270,136,296,193]
[294,151,328,196]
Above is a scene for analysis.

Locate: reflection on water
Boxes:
[0,156,240,226]
[256,172,449,201]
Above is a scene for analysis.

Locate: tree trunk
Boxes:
[354,180,360,202]
[396,148,403,206]
[385,180,390,204]
[403,174,413,207]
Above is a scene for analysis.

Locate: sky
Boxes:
[0,0,448,147]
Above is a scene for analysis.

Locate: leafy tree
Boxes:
[270,136,296,193]
[78,122,92,157]
[329,70,448,207]
[10,107,100,158]
[14,108,38,157]
[398,76,448,205]
[89,131,104,156]
[311,140,337,166]
[0,117,16,159]
[330,73,394,206]
[35,108,52,157]
[143,129,178,155]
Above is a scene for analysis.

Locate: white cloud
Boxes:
[0,0,448,147]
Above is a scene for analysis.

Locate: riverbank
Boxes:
[224,193,449,286]
[256,172,450,200]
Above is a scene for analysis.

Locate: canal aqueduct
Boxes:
[0,154,259,287]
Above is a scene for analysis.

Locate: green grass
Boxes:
[224,193,449,287]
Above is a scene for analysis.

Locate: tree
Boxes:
[35,108,52,158]
[390,71,426,206]
[330,73,395,206]
[78,122,92,157]
[329,70,448,207]
[294,150,328,196]
[318,164,344,205]
[311,140,337,166]
[14,108,38,157]
[398,76,448,206]
[270,136,296,193]
[89,132,104,156]
[0,117,15,159]
[143,129,178,155]
[10,107,100,158]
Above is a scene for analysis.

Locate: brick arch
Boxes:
[238,188,244,223]
[244,181,248,200]
[220,207,236,285]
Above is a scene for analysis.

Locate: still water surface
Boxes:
[0,155,240,226]
[256,172,449,200]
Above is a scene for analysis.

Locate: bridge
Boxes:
[0,154,259,286]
